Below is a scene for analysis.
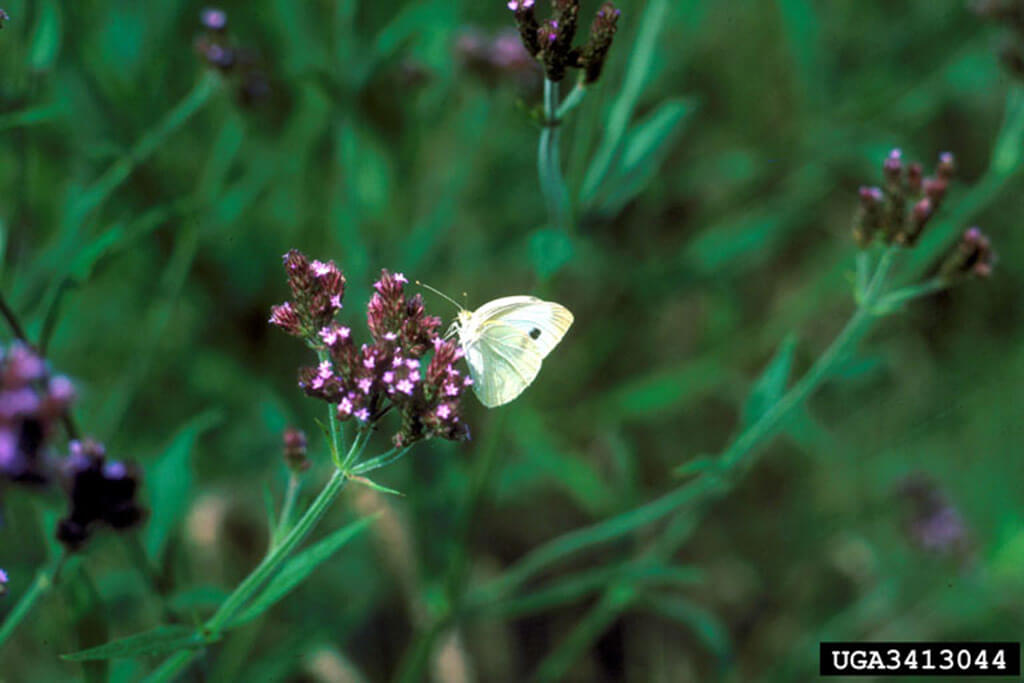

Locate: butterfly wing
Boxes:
[462,297,574,407]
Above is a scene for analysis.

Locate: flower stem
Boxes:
[145,438,363,682]
[538,79,573,231]
[469,247,902,604]
[273,473,302,546]
[0,552,67,648]
[555,78,587,120]
[0,290,29,343]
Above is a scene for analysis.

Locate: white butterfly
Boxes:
[447,295,574,408]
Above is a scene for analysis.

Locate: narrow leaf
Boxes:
[741,334,798,429]
[231,516,376,626]
[641,593,732,665]
[61,626,208,662]
[144,412,223,561]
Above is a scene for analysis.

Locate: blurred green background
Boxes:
[2,0,1023,680]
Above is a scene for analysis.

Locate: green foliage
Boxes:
[1,0,1022,680]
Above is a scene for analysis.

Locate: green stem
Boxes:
[145,437,364,682]
[538,79,573,231]
[0,290,29,342]
[470,247,901,605]
[555,78,587,120]
[0,553,67,648]
[273,473,301,546]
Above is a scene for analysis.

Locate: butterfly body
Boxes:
[450,296,573,408]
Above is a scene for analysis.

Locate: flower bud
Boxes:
[283,427,310,473]
[0,8,9,28]
[940,226,997,280]
[0,568,7,596]
[580,2,621,84]
[882,148,903,186]
[906,162,923,194]
[507,0,541,57]
[852,186,884,246]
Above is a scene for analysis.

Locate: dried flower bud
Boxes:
[283,427,310,472]
[57,439,146,551]
[507,0,542,58]
[580,2,620,83]
[936,151,955,180]
[940,226,997,280]
[882,148,903,186]
[900,197,933,245]
[200,7,228,32]
[852,186,884,247]
[906,162,923,194]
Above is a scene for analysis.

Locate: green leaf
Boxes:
[529,228,575,279]
[144,411,223,561]
[61,626,209,662]
[28,0,62,72]
[640,593,731,665]
[589,98,699,214]
[581,0,670,204]
[741,334,798,429]
[351,475,404,496]
[230,515,376,627]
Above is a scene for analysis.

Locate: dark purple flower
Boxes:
[56,439,145,551]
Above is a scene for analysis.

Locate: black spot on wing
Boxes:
[529,328,541,340]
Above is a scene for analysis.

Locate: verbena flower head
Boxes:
[56,439,146,551]
[272,253,470,448]
[269,250,347,340]
[852,149,956,247]
[508,0,621,83]
[0,343,75,484]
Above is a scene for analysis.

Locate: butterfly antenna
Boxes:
[416,280,465,311]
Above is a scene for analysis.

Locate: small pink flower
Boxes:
[354,408,370,421]
[396,379,415,395]
[437,404,451,420]
[357,377,373,394]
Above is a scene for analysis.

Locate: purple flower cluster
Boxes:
[0,343,74,484]
[270,250,347,341]
[194,7,272,106]
[0,342,145,551]
[507,0,620,83]
[56,440,145,551]
[271,254,471,448]
[853,149,955,247]
[940,226,997,279]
